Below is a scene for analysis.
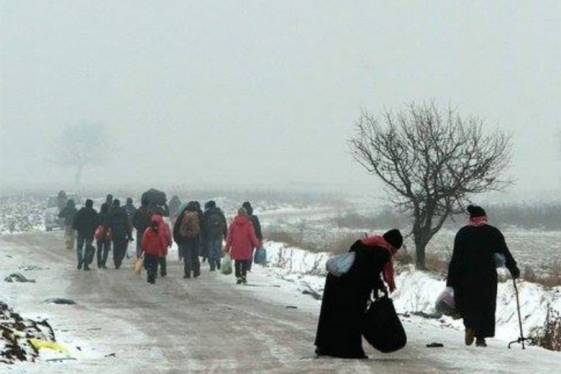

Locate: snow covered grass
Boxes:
[0,196,45,234]
[262,240,561,352]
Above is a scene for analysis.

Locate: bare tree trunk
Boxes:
[414,229,430,270]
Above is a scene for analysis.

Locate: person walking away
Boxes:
[242,201,263,271]
[447,205,520,347]
[153,212,171,277]
[314,229,403,359]
[72,199,99,271]
[96,203,112,268]
[133,198,152,258]
[124,197,137,258]
[173,201,201,279]
[226,207,260,285]
[193,201,208,263]
[59,199,77,251]
[203,201,228,271]
[168,195,182,225]
[56,190,68,212]
[141,215,171,284]
[105,194,114,213]
[109,199,133,269]
[124,197,136,227]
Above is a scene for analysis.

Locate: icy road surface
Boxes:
[1,232,559,373]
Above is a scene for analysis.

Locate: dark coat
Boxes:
[447,224,519,338]
[109,207,132,241]
[72,207,99,239]
[249,215,263,241]
[203,207,227,240]
[315,240,389,358]
[133,206,152,235]
[58,205,77,226]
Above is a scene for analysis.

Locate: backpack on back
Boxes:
[207,212,225,237]
[179,212,200,239]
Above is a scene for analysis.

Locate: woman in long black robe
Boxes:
[314,229,402,358]
[447,205,520,347]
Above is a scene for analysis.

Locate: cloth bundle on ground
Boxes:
[362,294,407,353]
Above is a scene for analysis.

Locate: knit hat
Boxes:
[242,201,253,215]
[467,205,486,218]
[383,229,403,249]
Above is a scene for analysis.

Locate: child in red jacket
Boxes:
[141,215,170,284]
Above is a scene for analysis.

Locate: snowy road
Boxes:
[1,232,559,373]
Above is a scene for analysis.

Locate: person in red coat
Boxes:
[141,215,171,284]
[153,213,171,277]
[226,207,261,284]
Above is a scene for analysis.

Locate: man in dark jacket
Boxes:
[447,205,520,347]
[109,199,133,269]
[133,198,152,257]
[174,201,201,278]
[124,197,136,226]
[242,201,263,270]
[203,201,228,271]
[72,199,99,271]
[59,199,77,251]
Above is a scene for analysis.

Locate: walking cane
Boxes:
[508,277,531,349]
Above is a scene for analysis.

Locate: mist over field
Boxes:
[1,1,561,200]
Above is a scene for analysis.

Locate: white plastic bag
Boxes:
[221,254,233,275]
[326,252,356,277]
[435,287,459,318]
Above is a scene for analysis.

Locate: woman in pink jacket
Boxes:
[226,207,261,284]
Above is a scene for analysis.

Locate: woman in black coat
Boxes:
[315,229,403,359]
[447,205,520,347]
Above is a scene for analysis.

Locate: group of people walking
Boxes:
[57,193,264,286]
[314,204,521,358]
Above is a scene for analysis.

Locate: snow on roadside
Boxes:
[261,240,561,348]
[0,238,155,372]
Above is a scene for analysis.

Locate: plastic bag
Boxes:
[134,257,144,274]
[221,254,233,275]
[326,252,356,277]
[435,287,460,318]
[254,248,267,265]
[94,225,105,240]
[30,339,70,355]
[494,253,506,268]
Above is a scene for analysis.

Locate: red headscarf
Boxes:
[361,235,398,292]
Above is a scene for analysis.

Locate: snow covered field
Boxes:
[261,240,561,349]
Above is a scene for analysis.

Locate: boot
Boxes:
[475,337,487,347]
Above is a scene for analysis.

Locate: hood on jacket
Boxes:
[151,214,164,225]
[233,215,251,226]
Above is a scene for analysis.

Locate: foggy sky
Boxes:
[1,1,561,197]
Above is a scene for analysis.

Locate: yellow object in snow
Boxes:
[30,339,70,355]
[134,257,144,274]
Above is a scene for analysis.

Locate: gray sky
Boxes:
[1,1,560,196]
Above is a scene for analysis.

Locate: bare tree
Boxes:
[53,123,108,187]
[350,103,512,269]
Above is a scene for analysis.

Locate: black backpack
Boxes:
[206,212,225,237]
